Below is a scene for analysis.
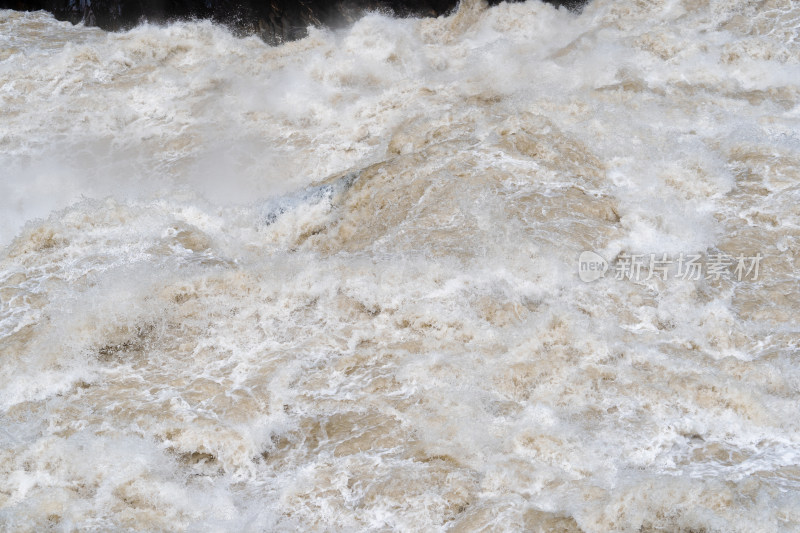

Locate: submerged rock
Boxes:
[0,0,588,44]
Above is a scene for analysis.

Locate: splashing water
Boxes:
[1,0,800,530]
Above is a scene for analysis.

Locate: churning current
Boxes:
[1,0,800,530]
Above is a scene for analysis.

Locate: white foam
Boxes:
[2,0,800,529]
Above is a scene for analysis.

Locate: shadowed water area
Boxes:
[0,0,587,43]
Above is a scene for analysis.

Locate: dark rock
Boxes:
[1,0,589,44]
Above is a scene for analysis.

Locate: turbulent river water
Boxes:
[1,0,800,530]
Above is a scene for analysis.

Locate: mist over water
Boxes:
[1,0,800,530]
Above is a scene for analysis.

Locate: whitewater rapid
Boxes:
[1,0,800,530]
